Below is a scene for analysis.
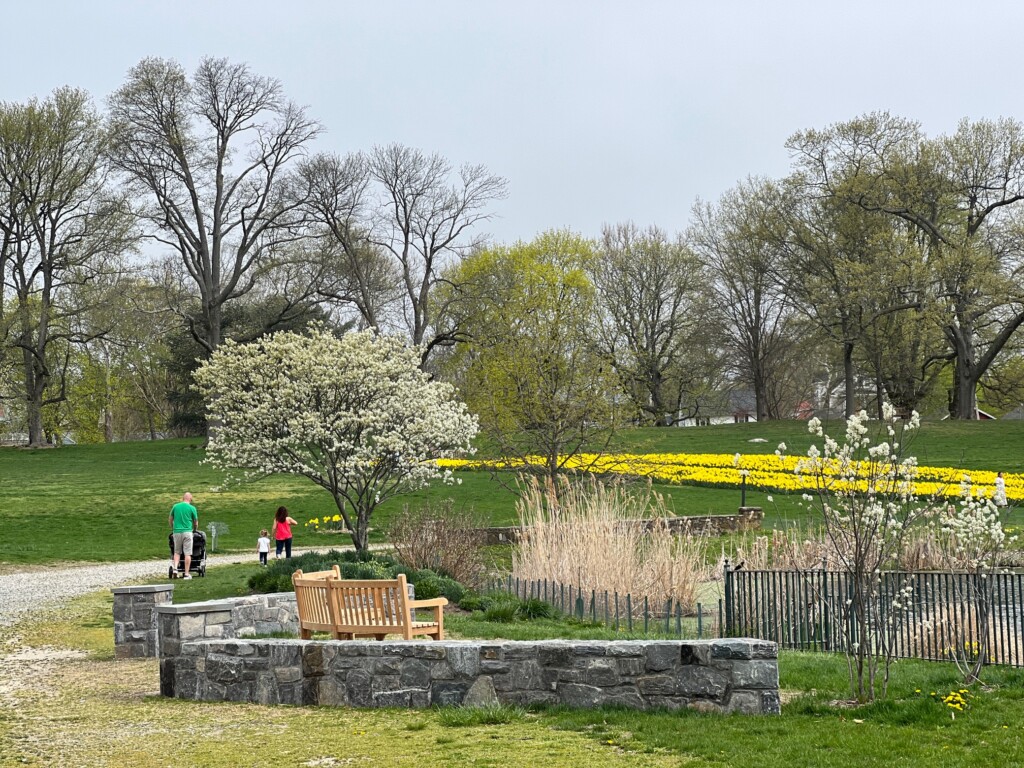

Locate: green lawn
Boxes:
[3,419,1024,566]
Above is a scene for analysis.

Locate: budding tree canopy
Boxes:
[194,326,478,551]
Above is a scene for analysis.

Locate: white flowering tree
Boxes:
[935,483,1009,683]
[789,405,932,701]
[194,327,479,552]
[785,405,1009,698]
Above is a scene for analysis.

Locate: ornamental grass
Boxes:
[512,476,710,614]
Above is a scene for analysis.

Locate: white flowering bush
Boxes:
[779,404,1010,697]
[785,405,930,702]
[194,327,479,552]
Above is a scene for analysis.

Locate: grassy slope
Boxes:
[3,419,1024,565]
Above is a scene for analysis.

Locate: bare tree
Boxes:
[688,180,800,420]
[0,88,133,446]
[302,145,507,364]
[590,222,714,425]
[107,57,321,354]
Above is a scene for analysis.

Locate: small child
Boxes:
[257,529,271,566]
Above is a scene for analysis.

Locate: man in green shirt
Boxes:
[169,492,198,579]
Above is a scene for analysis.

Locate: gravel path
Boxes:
[0,548,331,629]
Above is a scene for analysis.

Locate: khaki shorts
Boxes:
[172,532,194,556]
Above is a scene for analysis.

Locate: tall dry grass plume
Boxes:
[512,476,709,613]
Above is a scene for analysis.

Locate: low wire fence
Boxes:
[495,575,724,639]
[724,566,1024,667]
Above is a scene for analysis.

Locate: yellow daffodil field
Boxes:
[437,453,1022,502]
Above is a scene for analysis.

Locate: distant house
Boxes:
[1001,405,1024,420]
[679,390,757,427]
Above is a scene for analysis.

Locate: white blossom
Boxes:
[194,326,479,550]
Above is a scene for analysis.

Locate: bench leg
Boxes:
[375,634,386,641]
[300,628,312,640]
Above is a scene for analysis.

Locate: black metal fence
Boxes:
[724,566,1024,667]
[497,575,723,640]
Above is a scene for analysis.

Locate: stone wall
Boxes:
[112,584,174,658]
[155,592,298,663]
[476,507,763,544]
[161,637,779,714]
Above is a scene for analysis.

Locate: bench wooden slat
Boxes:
[292,570,447,641]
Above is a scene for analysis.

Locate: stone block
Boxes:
[615,658,645,677]
[274,666,303,684]
[205,610,233,625]
[679,644,711,666]
[462,676,498,708]
[374,689,412,707]
[730,660,778,689]
[429,662,454,680]
[204,624,226,639]
[479,660,511,674]
[710,639,753,660]
[761,690,781,715]
[346,669,372,707]
[751,641,778,660]
[571,643,608,657]
[479,644,503,661]
[603,689,645,709]
[178,614,206,640]
[676,667,728,698]
[501,643,538,660]
[430,681,469,706]
[557,683,604,708]
[447,646,480,677]
[645,643,679,672]
[583,660,620,687]
[373,658,402,676]
[255,674,280,705]
[726,690,761,714]
[207,656,245,684]
[538,645,574,667]
[372,675,401,693]
[500,690,559,707]
[400,660,431,689]
[637,675,676,696]
[606,643,644,657]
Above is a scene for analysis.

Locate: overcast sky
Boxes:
[3,1,1022,244]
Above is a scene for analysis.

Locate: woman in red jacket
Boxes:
[273,506,298,558]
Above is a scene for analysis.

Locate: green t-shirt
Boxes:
[170,501,198,533]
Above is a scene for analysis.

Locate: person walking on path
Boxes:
[273,506,298,559]
[995,472,1008,507]
[257,529,271,566]
[170,492,199,578]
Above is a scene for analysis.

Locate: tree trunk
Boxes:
[843,342,856,417]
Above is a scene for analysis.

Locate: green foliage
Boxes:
[437,705,528,727]
[482,597,521,623]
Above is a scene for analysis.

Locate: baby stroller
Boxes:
[168,530,207,578]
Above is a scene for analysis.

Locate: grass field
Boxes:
[3,419,1024,565]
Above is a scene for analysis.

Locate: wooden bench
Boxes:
[292,569,448,641]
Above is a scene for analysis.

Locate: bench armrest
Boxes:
[409,597,449,609]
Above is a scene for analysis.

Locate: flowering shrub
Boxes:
[195,326,479,552]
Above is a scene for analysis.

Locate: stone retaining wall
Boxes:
[112,584,174,658]
[155,592,298,660]
[160,637,779,714]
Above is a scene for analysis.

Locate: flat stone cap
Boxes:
[111,584,175,595]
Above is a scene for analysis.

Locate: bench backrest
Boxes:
[292,566,342,634]
[327,574,412,633]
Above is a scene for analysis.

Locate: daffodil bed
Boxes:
[437,453,1020,502]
